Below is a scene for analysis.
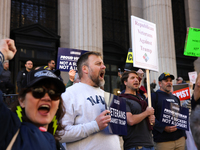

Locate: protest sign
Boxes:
[131,15,159,107]
[131,16,158,72]
[173,84,190,101]
[104,92,127,135]
[184,27,200,57]
[56,48,88,72]
[188,71,197,84]
[160,100,189,131]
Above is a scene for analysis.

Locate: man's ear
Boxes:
[82,65,88,74]
[18,98,25,108]
[158,81,162,87]
[124,80,127,86]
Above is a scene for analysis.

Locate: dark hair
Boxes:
[11,81,66,141]
[48,60,55,64]
[121,70,138,87]
[77,51,102,78]
[26,60,32,64]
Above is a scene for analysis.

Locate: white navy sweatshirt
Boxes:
[60,82,121,150]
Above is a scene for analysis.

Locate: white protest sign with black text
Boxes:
[131,16,158,72]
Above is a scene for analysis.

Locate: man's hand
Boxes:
[164,126,177,133]
[0,39,17,60]
[145,106,154,116]
[137,69,144,79]
[69,69,76,82]
[148,115,155,125]
[95,110,111,130]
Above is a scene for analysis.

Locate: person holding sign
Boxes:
[60,51,121,150]
[119,71,155,150]
[150,72,186,150]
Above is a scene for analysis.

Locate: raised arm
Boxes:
[0,39,17,61]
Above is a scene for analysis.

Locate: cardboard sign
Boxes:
[104,92,127,135]
[184,27,200,57]
[160,101,189,131]
[188,71,197,84]
[131,16,159,72]
[173,84,190,101]
[56,48,88,72]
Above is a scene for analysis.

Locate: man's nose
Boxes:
[101,64,106,69]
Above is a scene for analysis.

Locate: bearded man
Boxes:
[60,51,121,150]
[150,72,186,150]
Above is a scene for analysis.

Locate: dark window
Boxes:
[102,0,129,93]
[102,0,129,50]
[11,0,58,33]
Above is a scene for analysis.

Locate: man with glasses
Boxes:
[47,60,55,70]
[16,60,33,93]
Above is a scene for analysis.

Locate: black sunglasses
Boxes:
[32,87,61,100]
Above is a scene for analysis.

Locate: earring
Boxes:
[16,106,23,122]
[52,115,58,135]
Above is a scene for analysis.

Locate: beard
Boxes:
[126,84,138,92]
[88,68,105,87]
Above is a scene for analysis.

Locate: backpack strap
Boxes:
[6,129,20,150]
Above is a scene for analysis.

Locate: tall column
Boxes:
[0,0,11,40]
[69,0,103,54]
[143,0,177,83]
[58,0,70,48]
[128,0,143,48]
[58,0,70,84]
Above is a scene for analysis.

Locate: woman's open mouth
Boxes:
[38,104,50,115]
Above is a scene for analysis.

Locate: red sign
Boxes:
[173,87,190,101]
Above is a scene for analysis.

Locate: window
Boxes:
[11,0,58,33]
[102,0,129,93]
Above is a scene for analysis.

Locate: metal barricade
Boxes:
[3,94,18,108]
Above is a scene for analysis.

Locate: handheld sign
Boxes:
[57,48,88,72]
[131,15,158,108]
[173,84,190,101]
[188,71,197,84]
[104,92,127,135]
[184,27,200,57]
[131,16,158,72]
[160,101,189,131]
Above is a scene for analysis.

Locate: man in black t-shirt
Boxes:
[119,70,155,150]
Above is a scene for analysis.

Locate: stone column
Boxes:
[128,0,143,47]
[69,0,103,54]
[143,0,177,84]
[58,0,70,48]
[0,0,11,39]
[58,0,70,84]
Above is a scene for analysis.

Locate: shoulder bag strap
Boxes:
[6,129,20,150]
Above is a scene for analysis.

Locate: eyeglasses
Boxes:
[32,87,61,100]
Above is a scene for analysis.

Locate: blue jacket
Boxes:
[150,90,186,142]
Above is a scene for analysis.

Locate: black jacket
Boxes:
[16,69,29,92]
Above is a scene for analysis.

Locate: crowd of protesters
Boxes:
[1,38,200,150]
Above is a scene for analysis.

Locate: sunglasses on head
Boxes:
[31,87,61,100]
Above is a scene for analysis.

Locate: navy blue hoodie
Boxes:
[150,90,186,142]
